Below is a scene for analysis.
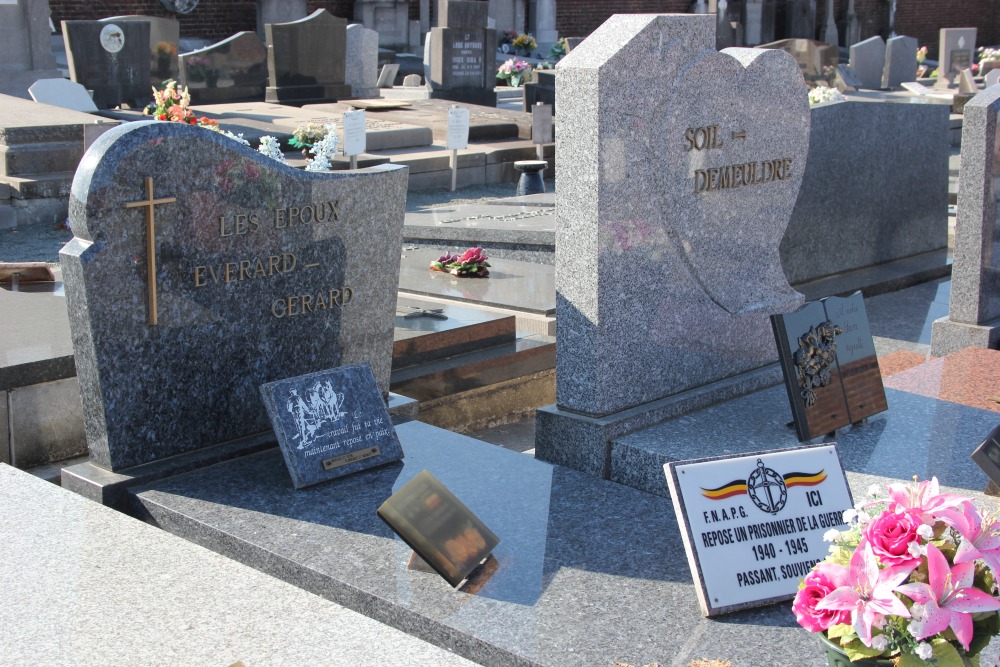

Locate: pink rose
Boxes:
[458,247,487,264]
[864,509,922,567]
[793,563,851,632]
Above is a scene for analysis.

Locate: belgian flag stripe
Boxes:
[701,479,748,499]
[784,471,826,487]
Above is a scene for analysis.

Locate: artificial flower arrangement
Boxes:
[808,86,846,106]
[155,41,177,57]
[498,30,518,48]
[916,46,928,64]
[143,79,218,128]
[793,477,1000,665]
[512,33,537,53]
[288,122,329,153]
[430,248,490,277]
[304,126,339,172]
[979,47,1000,65]
[497,58,533,87]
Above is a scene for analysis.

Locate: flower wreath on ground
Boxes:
[429,247,490,277]
[793,477,1000,665]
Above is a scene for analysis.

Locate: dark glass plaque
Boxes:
[377,470,500,587]
[771,291,886,441]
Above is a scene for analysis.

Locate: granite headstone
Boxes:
[849,36,886,89]
[0,0,61,99]
[534,14,809,476]
[260,362,403,489]
[179,31,268,105]
[59,120,408,472]
[101,14,181,87]
[986,69,1000,89]
[760,39,837,87]
[785,0,815,39]
[377,63,400,88]
[882,35,917,89]
[265,9,353,105]
[936,28,977,88]
[62,20,151,109]
[428,0,497,105]
[345,24,380,99]
[931,86,1000,355]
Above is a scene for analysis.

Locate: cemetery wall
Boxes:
[48,0,354,41]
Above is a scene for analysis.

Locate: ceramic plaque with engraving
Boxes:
[260,362,403,489]
[377,469,500,587]
[446,106,470,149]
[771,291,886,441]
[664,444,853,617]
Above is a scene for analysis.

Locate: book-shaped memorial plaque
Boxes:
[377,470,500,588]
[260,362,403,489]
[771,291,887,441]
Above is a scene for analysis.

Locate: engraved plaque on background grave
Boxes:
[951,49,972,73]
[260,362,403,489]
[377,469,500,587]
[664,444,853,617]
[771,291,886,441]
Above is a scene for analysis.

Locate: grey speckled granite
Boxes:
[781,101,949,285]
[932,86,1000,356]
[882,36,918,89]
[0,464,476,667]
[611,385,1000,498]
[60,121,407,471]
[849,36,886,89]
[129,420,1000,667]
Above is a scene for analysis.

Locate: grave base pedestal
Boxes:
[930,315,1000,357]
[534,364,784,479]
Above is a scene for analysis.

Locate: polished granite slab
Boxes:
[394,296,516,367]
[398,249,555,315]
[611,385,1000,497]
[884,346,1000,413]
[0,271,74,390]
[129,420,986,667]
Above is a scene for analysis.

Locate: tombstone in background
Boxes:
[760,38,837,87]
[376,63,400,87]
[179,31,267,105]
[62,20,150,109]
[0,0,62,99]
[849,36,886,89]
[819,0,837,47]
[488,0,525,36]
[882,35,917,89]
[402,74,422,86]
[428,0,497,105]
[843,0,860,47]
[60,120,408,478]
[354,0,410,51]
[345,24,380,99]
[532,0,558,49]
[743,0,775,46]
[936,28,977,89]
[931,87,1000,356]
[256,0,307,40]
[986,69,1000,88]
[785,0,816,39]
[102,15,181,87]
[535,14,810,477]
[265,9,353,105]
[28,78,98,112]
[523,68,554,113]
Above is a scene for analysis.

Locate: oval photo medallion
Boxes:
[157,0,200,14]
[99,24,125,54]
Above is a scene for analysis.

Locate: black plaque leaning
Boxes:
[771,291,887,441]
[377,469,500,588]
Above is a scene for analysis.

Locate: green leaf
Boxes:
[842,638,885,661]
[826,624,854,640]
[931,640,969,667]
[898,655,926,667]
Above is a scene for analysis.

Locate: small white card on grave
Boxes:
[342,109,366,156]
[664,444,853,617]
[446,106,470,150]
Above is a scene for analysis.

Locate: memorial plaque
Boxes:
[665,444,853,617]
[821,293,887,424]
[377,469,500,587]
[772,291,886,441]
[951,49,972,74]
[260,362,403,489]
[342,109,366,156]
[446,106,469,150]
[531,103,553,145]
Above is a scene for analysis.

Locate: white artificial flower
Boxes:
[870,635,889,651]
[257,135,286,163]
[305,130,339,172]
[823,528,841,542]
[907,541,926,558]
[221,130,250,146]
[843,508,858,524]
[916,524,934,540]
[868,484,881,497]
[807,85,846,105]
[915,642,933,660]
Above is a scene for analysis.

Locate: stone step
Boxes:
[2,171,74,199]
[0,141,84,177]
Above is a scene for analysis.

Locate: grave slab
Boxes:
[884,346,1000,413]
[0,464,476,667]
[128,419,1000,667]
[398,248,554,315]
[60,120,407,472]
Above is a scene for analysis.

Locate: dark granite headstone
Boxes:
[437,0,488,28]
[265,9,353,105]
[178,31,267,105]
[523,69,555,113]
[261,362,403,489]
[102,15,181,88]
[59,121,407,472]
[771,292,886,441]
[62,20,151,109]
[428,1,496,105]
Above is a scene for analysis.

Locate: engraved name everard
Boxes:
[684,124,794,194]
[123,181,353,323]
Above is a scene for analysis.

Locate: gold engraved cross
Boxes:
[123,177,176,325]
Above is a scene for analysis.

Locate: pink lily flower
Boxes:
[953,503,1000,574]
[897,543,1000,651]
[884,476,969,527]
[817,539,915,647]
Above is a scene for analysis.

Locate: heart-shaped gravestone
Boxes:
[658,47,810,315]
